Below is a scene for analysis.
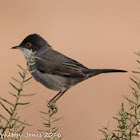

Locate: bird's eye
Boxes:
[26,42,32,48]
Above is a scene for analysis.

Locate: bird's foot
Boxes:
[48,101,58,114]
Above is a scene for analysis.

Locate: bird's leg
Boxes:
[52,90,67,104]
[48,91,61,107]
[48,90,67,113]
[48,91,61,113]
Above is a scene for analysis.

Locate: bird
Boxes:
[12,34,127,112]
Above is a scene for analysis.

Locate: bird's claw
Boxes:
[48,101,58,114]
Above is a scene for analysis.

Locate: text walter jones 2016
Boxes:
[0,132,62,138]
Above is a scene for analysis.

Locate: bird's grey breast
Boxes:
[30,64,69,91]
[29,48,69,91]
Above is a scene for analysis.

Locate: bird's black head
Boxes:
[12,34,51,52]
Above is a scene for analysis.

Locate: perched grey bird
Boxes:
[12,34,127,112]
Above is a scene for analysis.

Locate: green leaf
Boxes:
[113,117,120,121]
[0,125,4,130]
[12,116,20,128]
[9,82,19,91]
[38,130,47,132]
[52,117,62,123]
[23,80,33,87]
[137,60,140,64]
[52,126,58,131]
[132,71,140,74]
[123,96,137,105]
[121,103,124,112]
[0,114,9,122]
[35,56,41,60]
[10,107,13,112]
[20,93,37,97]
[30,70,36,73]
[40,111,49,115]
[23,76,32,82]
[17,64,25,71]
[129,85,137,92]
[43,123,50,127]
[12,112,17,120]
[12,119,31,126]
[20,126,25,133]
[132,91,138,100]
[41,116,49,122]
[132,75,140,81]
[8,92,17,98]
[0,97,14,107]
[11,77,21,84]
[16,102,30,106]
[53,127,58,133]
[29,62,36,65]
[0,102,12,115]
[134,52,140,56]
[19,72,24,78]
[130,77,138,85]
[17,104,31,110]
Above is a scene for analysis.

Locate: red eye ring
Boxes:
[26,42,32,48]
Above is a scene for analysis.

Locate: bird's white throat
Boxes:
[20,48,32,60]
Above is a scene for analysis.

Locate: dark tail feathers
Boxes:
[86,69,127,78]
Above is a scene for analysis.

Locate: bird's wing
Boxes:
[51,61,86,77]
[35,49,87,77]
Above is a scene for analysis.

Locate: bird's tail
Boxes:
[85,69,127,78]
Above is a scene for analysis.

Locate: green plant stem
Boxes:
[2,68,28,134]
[49,108,54,140]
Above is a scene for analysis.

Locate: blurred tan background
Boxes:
[0,0,140,139]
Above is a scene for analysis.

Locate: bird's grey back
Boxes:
[35,46,88,77]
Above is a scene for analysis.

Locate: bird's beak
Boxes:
[11,46,20,49]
